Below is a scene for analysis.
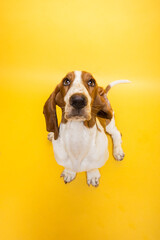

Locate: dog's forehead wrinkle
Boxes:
[82,71,93,80]
[64,71,75,81]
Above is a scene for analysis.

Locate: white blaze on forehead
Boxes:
[64,71,91,104]
[74,70,82,83]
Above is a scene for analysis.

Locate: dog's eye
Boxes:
[88,79,95,87]
[63,78,70,86]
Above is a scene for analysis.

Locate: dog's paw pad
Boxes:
[113,147,125,161]
[60,169,76,184]
[47,132,54,141]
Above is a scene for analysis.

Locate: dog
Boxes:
[43,71,130,187]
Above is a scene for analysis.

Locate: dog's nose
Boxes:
[69,94,88,109]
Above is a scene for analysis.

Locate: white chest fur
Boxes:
[52,120,109,172]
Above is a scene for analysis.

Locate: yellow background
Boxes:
[0,0,160,239]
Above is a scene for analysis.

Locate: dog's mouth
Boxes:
[65,108,91,121]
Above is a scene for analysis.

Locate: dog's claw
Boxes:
[60,169,76,184]
[87,169,100,187]
[113,147,125,161]
[87,178,99,187]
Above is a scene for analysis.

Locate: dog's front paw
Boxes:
[113,146,125,161]
[47,132,54,141]
[87,169,101,187]
[60,169,76,184]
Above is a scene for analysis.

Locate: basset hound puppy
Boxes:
[43,71,130,187]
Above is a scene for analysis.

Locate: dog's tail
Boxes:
[105,80,131,94]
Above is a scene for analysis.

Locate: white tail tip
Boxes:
[109,80,131,88]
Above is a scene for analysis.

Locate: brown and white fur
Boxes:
[43,71,130,187]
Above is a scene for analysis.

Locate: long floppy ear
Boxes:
[93,87,113,120]
[43,85,60,140]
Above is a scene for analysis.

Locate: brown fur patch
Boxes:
[81,73,113,129]
[43,72,76,138]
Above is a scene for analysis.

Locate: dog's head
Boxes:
[43,71,112,139]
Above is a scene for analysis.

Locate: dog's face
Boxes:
[43,70,112,139]
[62,71,97,121]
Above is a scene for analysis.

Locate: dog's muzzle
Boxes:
[69,94,88,109]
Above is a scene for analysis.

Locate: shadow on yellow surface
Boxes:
[0,0,160,240]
